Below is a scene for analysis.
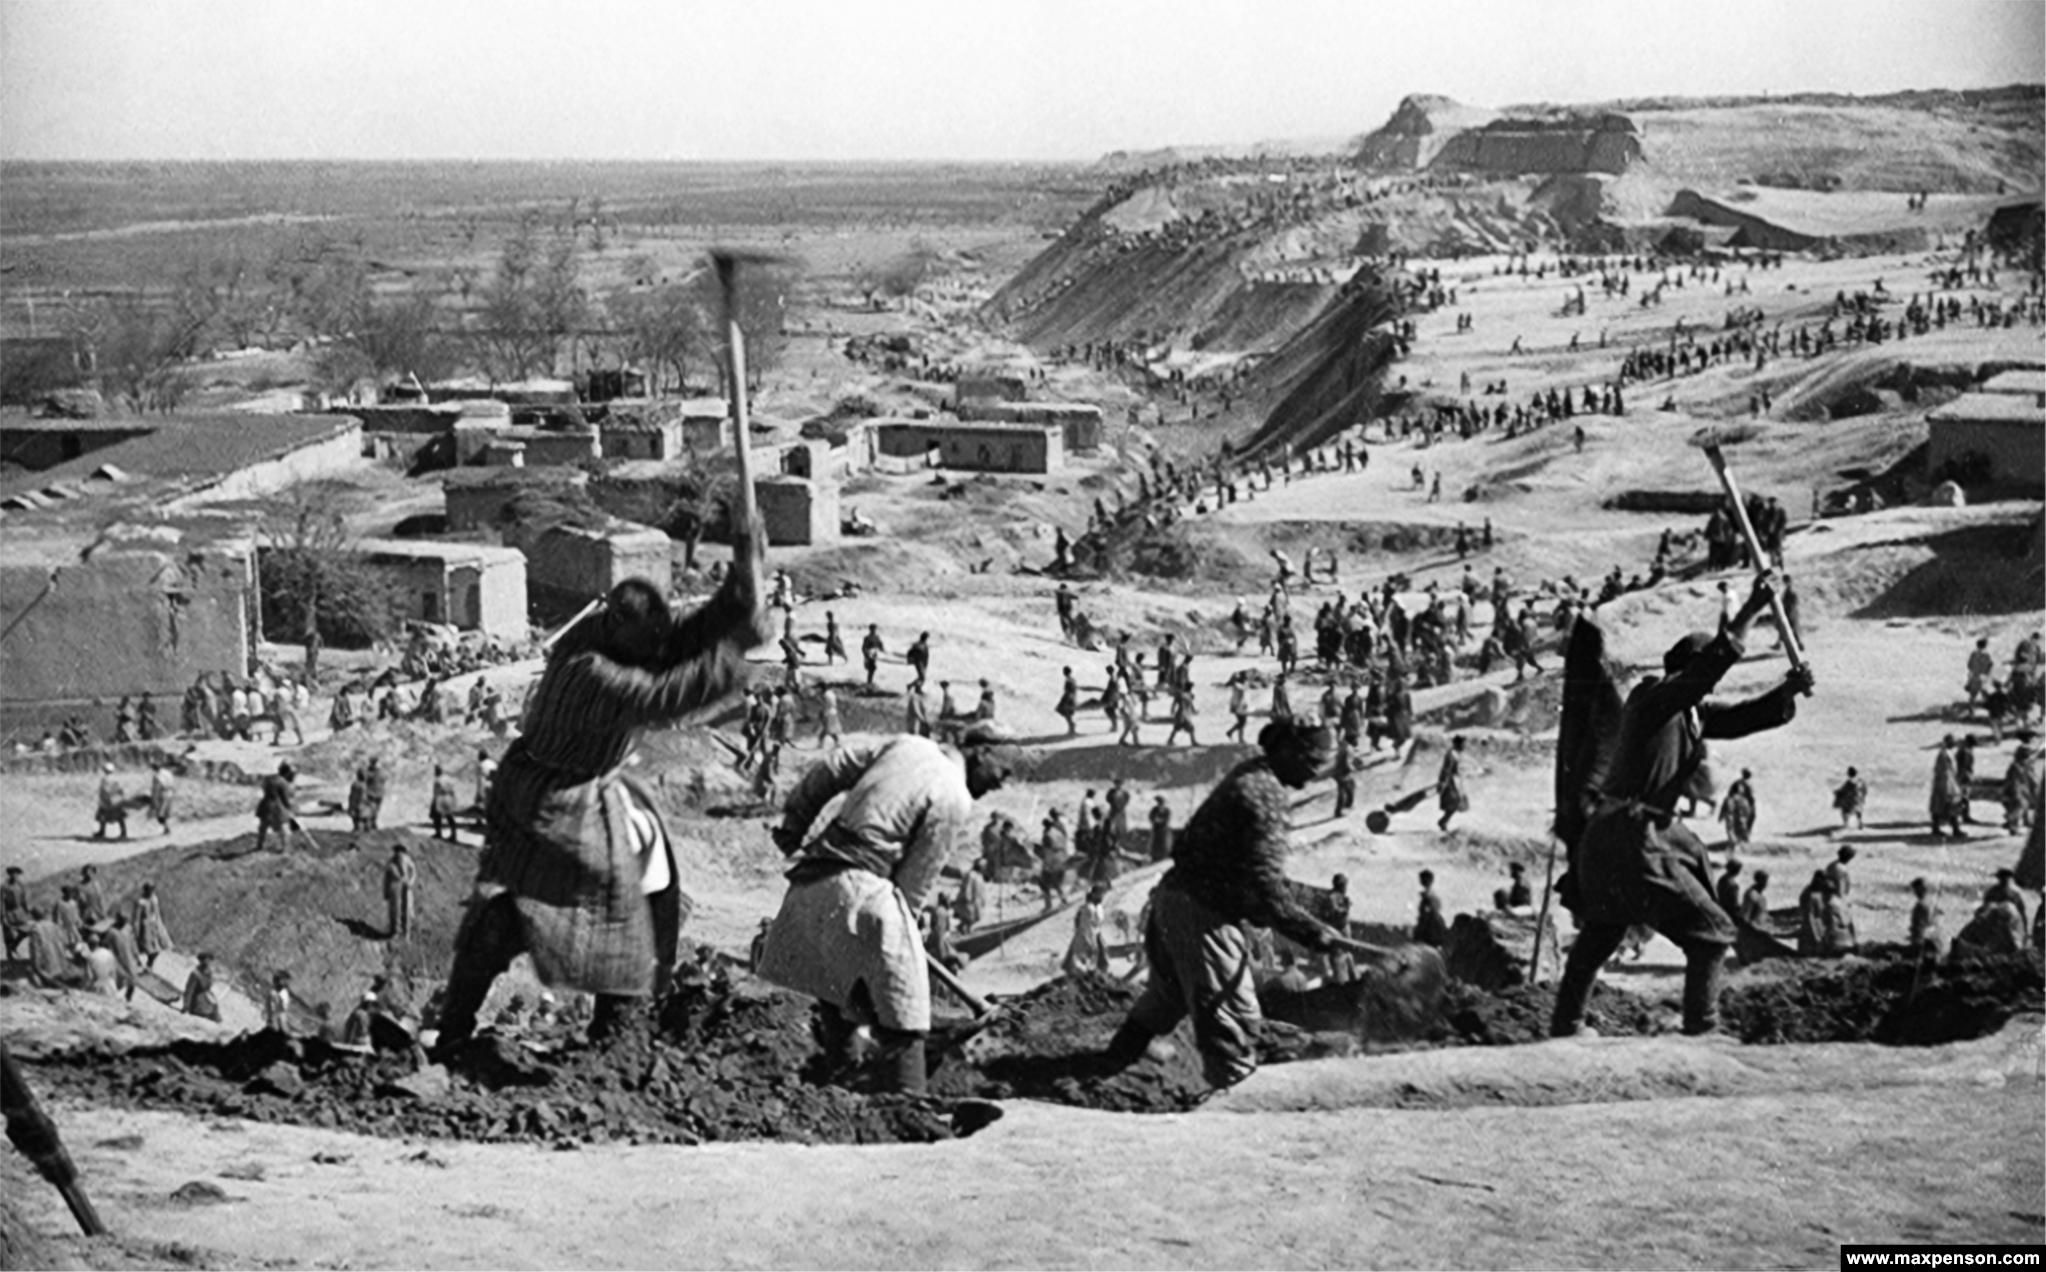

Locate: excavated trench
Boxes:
[20,951,2039,1149]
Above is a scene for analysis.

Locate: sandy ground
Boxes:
[5,211,2042,1268]
[7,1023,2039,1269]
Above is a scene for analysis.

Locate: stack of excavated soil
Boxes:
[25,970,960,1148]
[1440,978,1664,1045]
[21,944,2037,1149]
[82,828,472,1020]
[19,973,1329,1148]
[1718,952,2043,1046]
[932,973,1211,1112]
[1437,952,2042,1046]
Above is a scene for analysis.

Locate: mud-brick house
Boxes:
[505,519,671,611]
[443,466,593,534]
[0,524,258,735]
[1927,392,2045,495]
[869,419,1064,473]
[1980,369,2046,408]
[0,417,155,472]
[0,414,365,732]
[756,476,839,546]
[353,538,529,639]
[598,401,687,461]
[952,400,1104,451]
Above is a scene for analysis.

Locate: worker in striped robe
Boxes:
[433,518,767,1053]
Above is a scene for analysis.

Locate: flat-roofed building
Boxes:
[870,419,1065,473]
[1927,391,2045,495]
[352,537,529,638]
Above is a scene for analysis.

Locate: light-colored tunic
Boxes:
[757,736,974,1033]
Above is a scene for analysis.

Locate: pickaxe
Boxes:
[1692,423,1811,678]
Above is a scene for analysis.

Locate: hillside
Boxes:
[1359,88,2044,191]
[985,85,2042,462]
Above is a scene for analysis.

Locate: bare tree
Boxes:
[311,280,461,394]
[269,229,372,344]
[534,223,589,372]
[184,251,276,350]
[475,208,588,381]
[693,258,796,394]
[607,282,707,395]
[87,293,205,413]
[667,466,738,571]
[259,483,400,676]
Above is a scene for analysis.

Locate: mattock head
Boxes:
[709,247,796,290]
[1688,421,1764,452]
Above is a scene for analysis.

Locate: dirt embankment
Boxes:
[69,828,475,1024]
[19,953,2039,1152]
[1235,278,1404,461]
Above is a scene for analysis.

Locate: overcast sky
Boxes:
[2,0,2040,162]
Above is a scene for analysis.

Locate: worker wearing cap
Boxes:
[1101,719,1376,1091]
[757,726,1015,1094]
[1552,573,1810,1038]
[432,515,768,1055]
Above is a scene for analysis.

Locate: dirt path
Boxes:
[9,1023,2038,1269]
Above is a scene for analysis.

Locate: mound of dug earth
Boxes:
[931,972,1343,1111]
[1718,952,2043,1045]
[82,828,473,1021]
[24,956,2034,1151]
[19,972,1339,1149]
[1436,951,2042,1046]
[24,969,962,1148]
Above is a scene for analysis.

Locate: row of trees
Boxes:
[9,203,799,410]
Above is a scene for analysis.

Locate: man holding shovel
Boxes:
[1100,719,1413,1091]
[757,725,1018,1094]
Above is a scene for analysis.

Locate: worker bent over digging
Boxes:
[1551,573,1811,1039]
[757,727,1015,1094]
[1101,720,1376,1091]
[432,515,769,1056]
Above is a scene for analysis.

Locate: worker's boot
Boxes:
[430,981,486,1059]
[1680,942,1728,1036]
[873,1029,927,1095]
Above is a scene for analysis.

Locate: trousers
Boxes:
[1551,919,1727,1036]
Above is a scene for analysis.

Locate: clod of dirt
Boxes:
[167,1181,231,1206]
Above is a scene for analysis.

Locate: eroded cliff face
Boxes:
[1356,98,1643,177]
[1429,114,1644,176]
[1354,95,1501,169]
